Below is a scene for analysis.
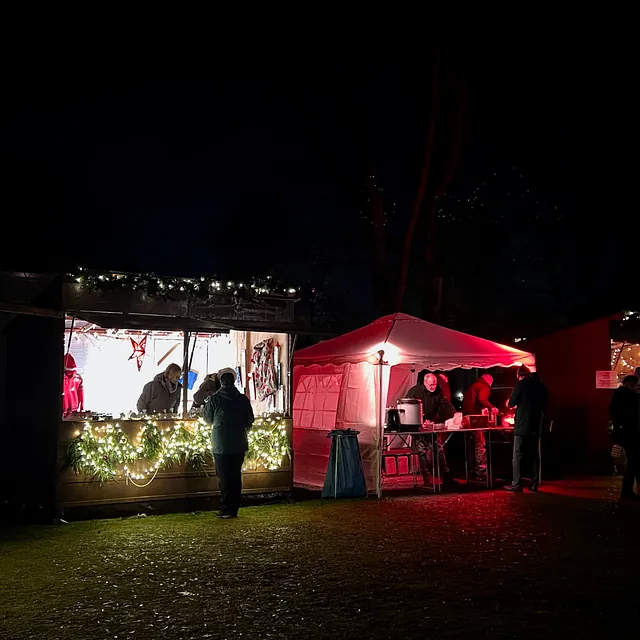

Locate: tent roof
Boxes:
[294,313,536,370]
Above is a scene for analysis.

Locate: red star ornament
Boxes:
[128,335,148,371]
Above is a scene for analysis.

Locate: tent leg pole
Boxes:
[376,351,385,498]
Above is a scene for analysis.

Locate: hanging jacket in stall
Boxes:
[62,353,84,416]
[251,338,277,400]
[63,370,84,415]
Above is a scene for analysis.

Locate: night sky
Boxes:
[4,37,634,339]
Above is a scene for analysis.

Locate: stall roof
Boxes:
[69,310,330,335]
[294,313,536,370]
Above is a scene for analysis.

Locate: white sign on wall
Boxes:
[595,371,618,389]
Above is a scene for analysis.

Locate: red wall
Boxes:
[524,317,614,473]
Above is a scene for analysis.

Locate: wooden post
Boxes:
[182,330,190,419]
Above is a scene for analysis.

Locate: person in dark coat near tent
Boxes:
[610,375,640,500]
[204,371,255,518]
[504,365,548,492]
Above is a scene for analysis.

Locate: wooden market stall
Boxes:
[520,311,640,474]
[0,270,314,517]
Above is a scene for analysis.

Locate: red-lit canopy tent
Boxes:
[292,313,535,496]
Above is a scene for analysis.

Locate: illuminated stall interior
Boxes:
[63,317,290,418]
[611,341,640,380]
[60,315,292,491]
[292,313,535,495]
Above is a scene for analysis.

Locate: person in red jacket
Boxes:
[62,353,84,417]
[462,374,496,481]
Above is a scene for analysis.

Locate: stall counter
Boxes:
[57,418,292,509]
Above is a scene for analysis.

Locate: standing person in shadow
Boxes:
[203,371,255,518]
[504,365,548,493]
[610,375,640,501]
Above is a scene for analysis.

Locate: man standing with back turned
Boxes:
[204,369,255,518]
[504,365,548,493]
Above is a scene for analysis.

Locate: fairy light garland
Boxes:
[67,414,290,484]
[244,414,290,472]
[610,314,640,376]
[71,268,300,298]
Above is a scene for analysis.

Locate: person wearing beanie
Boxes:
[505,365,548,492]
[203,370,254,518]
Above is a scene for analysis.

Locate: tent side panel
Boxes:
[386,366,416,408]
[292,364,344,489]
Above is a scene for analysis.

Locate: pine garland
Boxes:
[66,415,289,484]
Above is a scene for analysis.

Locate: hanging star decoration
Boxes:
[128,335,148,371]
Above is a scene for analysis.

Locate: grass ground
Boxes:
[1,477,638,639]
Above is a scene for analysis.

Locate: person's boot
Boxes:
[419,459,432,485]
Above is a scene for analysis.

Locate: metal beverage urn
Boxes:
[396,398,423,430]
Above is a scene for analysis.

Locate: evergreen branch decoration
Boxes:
[66,415,290,485]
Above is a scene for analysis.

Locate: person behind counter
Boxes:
[192,373,221,408]
[504,365,547,493]
[136,363,182,414]
[204,371,255,519]
[462,373,497,482]
[407,370,457,487]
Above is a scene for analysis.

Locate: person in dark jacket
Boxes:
[610,375,640,500]
[407,371,456,486]
[463,374,496,481]
[136,363,182,414]
[203,371,255,518]
[192,373,221,408]
[504,365,548,492]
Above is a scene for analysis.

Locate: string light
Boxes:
[71,268,301,298]
[244,414,290,472]
[67,414,290,483]
[611,338,640,377]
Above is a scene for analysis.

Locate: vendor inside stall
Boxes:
[407,371,457,486]
[136,363,183,415]
[463,373,498,482]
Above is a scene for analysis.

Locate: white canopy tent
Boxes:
[292,313,535,495]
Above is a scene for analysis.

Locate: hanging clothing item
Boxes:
[63,370,84,416]
[250,338,277,401]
